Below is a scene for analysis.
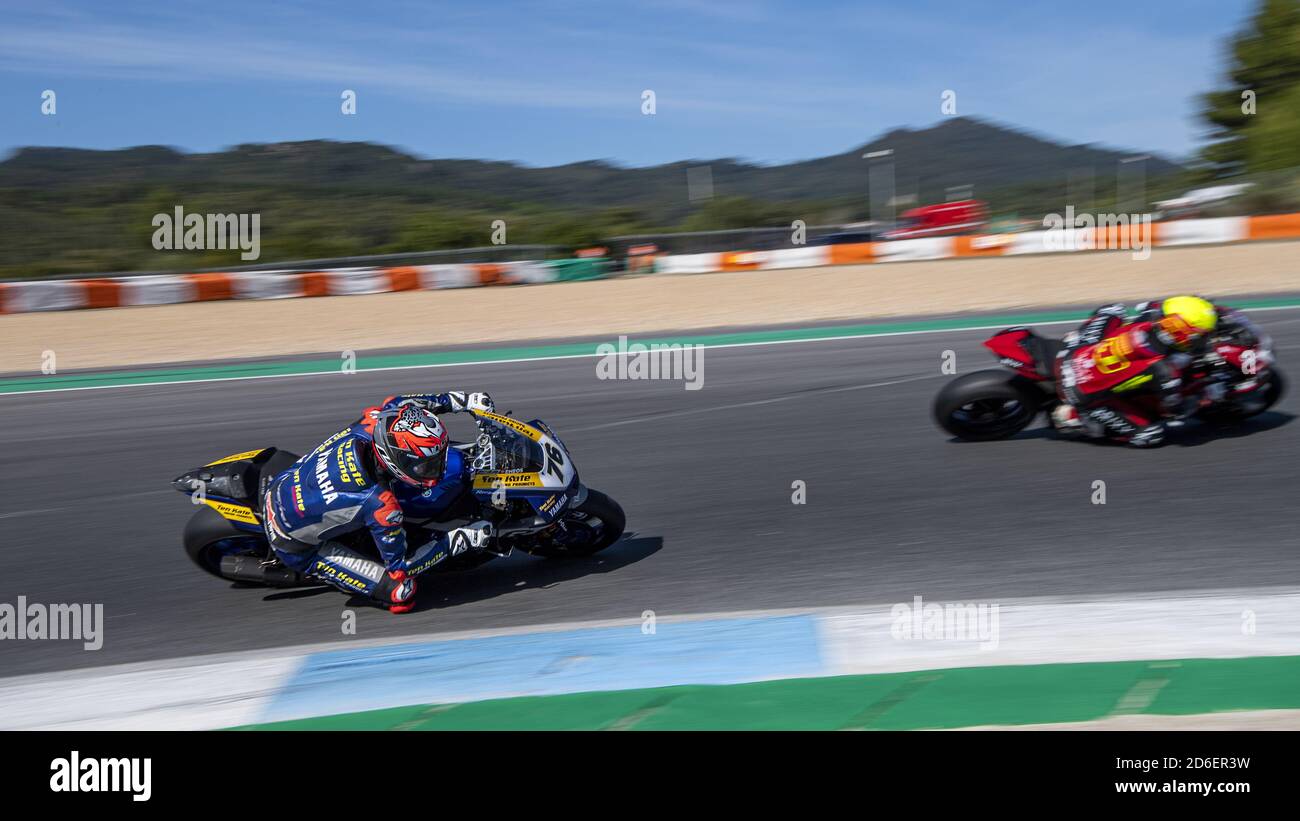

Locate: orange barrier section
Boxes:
[385,266,422,292]
[720,251,763,271]
[299,272,331,297]
[0,283,8,314]
[190,273,235,302]
[1247,213,1300,241]
[828,242,875,265]
[476,264,503,285]
[80,279,123,309]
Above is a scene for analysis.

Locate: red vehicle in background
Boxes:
[884,199,989,240]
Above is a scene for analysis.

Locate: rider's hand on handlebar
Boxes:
[466,392,495,413]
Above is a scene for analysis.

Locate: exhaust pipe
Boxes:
[220,555,303,587]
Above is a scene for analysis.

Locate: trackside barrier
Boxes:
[0,259,608,314]
[3,212,1299,314]
[648,212,1300,275]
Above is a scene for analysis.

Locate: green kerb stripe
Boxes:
[7,297,1298,395]
[236,655,1300,731]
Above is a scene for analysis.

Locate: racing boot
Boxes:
[374,569,418,614]
[1050,403,1084,436]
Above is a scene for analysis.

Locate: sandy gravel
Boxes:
[3,241,1299,373]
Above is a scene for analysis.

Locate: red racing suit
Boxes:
[1056,304,1192,446]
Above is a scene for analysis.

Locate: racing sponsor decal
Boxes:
[204,448,266,466]
[407,550,447,576]
[1087,406,1138,434]
[336,441,364,485]
[314,452,340,504]
[1093,335,1133,374]
[540,493,567,513]
[312,561,372,591]
[203,499,259,524]
[310,428,351,458]
[473,472,544,489]
[474,410,542,441]
[314,546,385,590]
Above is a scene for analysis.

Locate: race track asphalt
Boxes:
[3,306,1299,676]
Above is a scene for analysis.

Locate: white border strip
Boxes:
[2,586,1297,730]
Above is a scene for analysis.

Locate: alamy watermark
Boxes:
[0,596,103,650]
[890,595,999,650]
[50,751,151,801]
[596,335,704,390]
[151,206,261,260]
[1041,206,1151,260]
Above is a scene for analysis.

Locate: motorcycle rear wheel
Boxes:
[934,370,1045,441]
[183,506,271,582]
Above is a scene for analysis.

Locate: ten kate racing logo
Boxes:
[312,559,375,591]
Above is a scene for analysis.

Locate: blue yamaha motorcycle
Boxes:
[170,409,626,586]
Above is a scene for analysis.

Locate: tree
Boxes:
[1200,0,1300,176]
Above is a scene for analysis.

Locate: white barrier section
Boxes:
[655,253,722,275]
[325,267,390,296]
[1005,230,1054,255]
[1158,217,1249,246]
[418,264,479,289]
[872,237,953,262]
[500,260,554,284]
[233,270,301,300]
[762,246,831,269]
[4,280,86,312]
[120,275,196,306]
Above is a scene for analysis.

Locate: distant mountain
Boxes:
[0,117,1183,219]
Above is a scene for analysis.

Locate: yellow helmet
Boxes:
[1157,295,1217,350]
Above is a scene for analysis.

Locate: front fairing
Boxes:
[469,412,580,524]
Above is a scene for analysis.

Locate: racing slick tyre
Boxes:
[1197,367,1287,425]
[525,489,626,558]
[934,370,1045,441]
[183,506,272,582]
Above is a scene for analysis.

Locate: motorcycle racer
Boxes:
[262,390,496,612]
[1051,295,1233,447]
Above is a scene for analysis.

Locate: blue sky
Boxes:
[0,0,1255,167]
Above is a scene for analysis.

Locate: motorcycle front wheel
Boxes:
[520,489,626,558]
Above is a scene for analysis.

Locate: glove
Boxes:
[447,521,494,556]
[445,391,495,413]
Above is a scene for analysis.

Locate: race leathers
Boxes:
[262,392,486,598]
[1056,304,1198,447]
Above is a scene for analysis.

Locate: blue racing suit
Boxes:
[262,392,480,600]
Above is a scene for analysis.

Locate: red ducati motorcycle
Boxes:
[933,312,1286,442]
